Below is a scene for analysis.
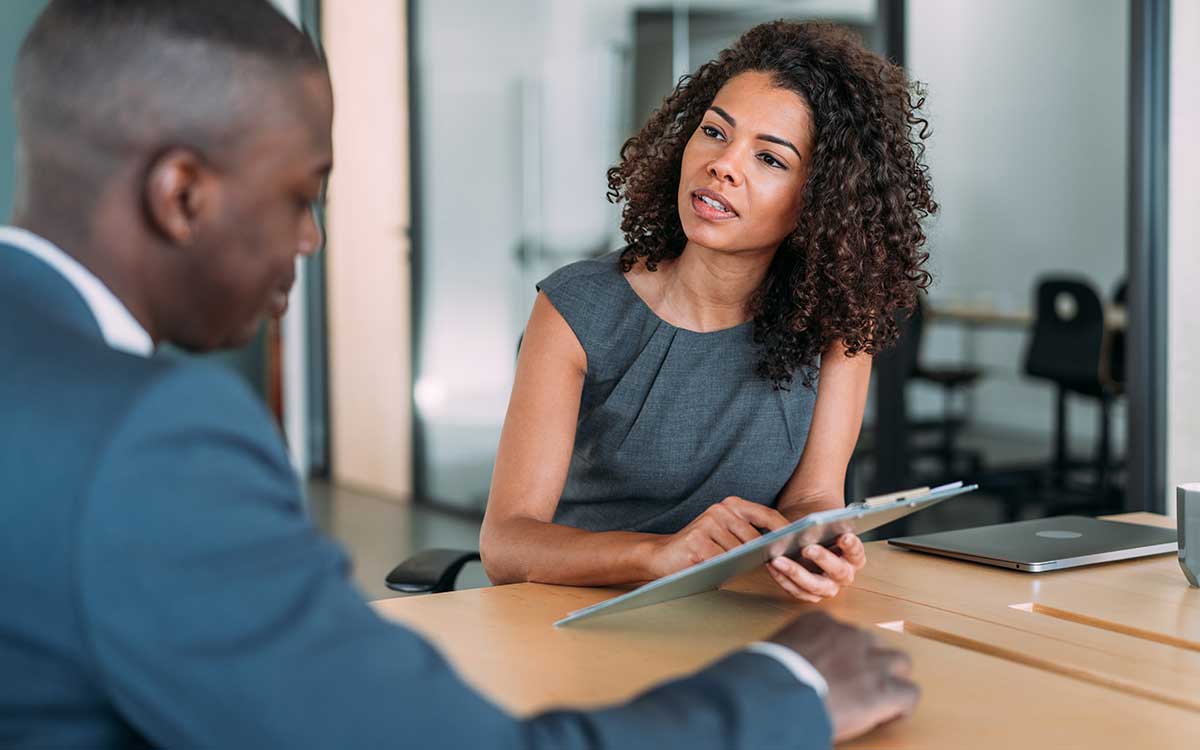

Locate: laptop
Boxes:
[888,515,1178,572]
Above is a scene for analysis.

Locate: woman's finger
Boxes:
[768,563,822,602]
[702,520,744,552]
[771,556,840,598]
[803,544,856,585]
[725,515,763,545]
[724,497,790,531]
[838,533,867,568]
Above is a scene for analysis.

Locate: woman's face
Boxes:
[676,71,814,256]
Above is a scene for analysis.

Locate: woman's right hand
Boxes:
[646,496,791,579]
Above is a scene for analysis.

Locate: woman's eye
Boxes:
[700,125,724,140]
[758,153,786,170]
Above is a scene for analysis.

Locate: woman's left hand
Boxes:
[766,533,866,602]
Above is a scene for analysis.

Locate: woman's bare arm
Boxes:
[775,340,872,519]
[764,341,873,600]
[479,293,663,586]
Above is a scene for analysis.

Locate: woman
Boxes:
[480,20,934,602]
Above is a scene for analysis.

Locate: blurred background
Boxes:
[1,0,1195,599]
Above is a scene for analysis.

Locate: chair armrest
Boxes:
[385,548,482,594]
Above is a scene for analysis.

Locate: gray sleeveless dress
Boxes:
[537,251,818,535]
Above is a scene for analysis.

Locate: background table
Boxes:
[927,302,1127,330]
[374,513,1199,748]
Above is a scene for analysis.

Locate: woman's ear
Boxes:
[142,148,211,245]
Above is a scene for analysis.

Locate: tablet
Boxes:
[555,482,977,626]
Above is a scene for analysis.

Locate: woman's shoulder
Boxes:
[537,250,626,297]
[535,249,650,364]
[536,249,638,320]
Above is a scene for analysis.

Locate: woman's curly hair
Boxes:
[607,20,935,388]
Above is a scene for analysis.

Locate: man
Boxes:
[0,1,918,747]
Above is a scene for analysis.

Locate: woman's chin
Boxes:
[682,233,759,256]
[681,222,738,252]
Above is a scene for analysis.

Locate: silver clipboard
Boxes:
[555,482,978,626]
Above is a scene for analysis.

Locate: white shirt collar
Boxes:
[0,225,154,357]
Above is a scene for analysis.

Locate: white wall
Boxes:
[907,0,1129,443]
[324,0,414,500]
[1168,0,1200,515]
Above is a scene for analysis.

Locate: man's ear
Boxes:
[143,148,212,245]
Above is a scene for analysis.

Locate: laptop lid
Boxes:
[889,516,1177,572]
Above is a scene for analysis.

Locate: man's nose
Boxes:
[299,205,324,257]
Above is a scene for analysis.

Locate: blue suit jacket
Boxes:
[0,241,832,749]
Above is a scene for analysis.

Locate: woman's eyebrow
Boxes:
[758,134,802,160]
[708,106,736,126]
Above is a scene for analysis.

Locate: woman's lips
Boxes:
[690,190,738,221]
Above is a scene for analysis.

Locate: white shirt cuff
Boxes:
[743,641,830,699]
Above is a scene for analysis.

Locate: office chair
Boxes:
[386,549,481,594]
[862,297,983,486]
[1108,279,1127,388]
[1023,277,1122,512]
[906,297,985,477]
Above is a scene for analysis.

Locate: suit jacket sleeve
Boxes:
[77,364,831,750]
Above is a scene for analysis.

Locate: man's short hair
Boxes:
[14,0,324,185]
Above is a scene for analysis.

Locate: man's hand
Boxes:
[769,612,918,742]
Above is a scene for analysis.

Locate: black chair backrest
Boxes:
[889,296,925,378]
[1024,277,1105,396]
[1108,279,1127,387]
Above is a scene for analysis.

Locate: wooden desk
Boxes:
[374,513,1199,748]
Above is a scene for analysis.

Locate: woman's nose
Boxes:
[707,154,743,187]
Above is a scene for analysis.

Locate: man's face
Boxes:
[168,70,333,351]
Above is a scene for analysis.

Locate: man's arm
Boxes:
[525,650,829,748]
[77,363,831,749]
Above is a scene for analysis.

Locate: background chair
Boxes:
[386,549,480,594]
[861,297,984,491]
[906,297,985,478]
[1108,279,1127,388]
[1022,276,1123,512]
